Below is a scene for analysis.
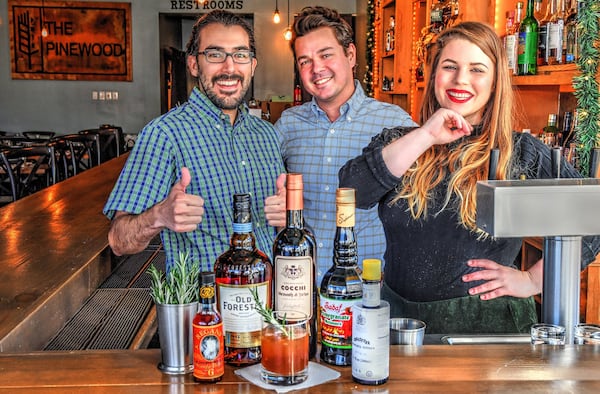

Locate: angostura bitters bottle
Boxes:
[214,193,272,366]
[319,188,362,366]
[272,173,318,358]
[193,272,224,383]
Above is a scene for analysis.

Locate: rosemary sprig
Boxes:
[148,251,199,305]
[249,286,289,337]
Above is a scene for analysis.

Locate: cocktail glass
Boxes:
[260,311,309,385]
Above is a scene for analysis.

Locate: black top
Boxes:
[339,126,600,302]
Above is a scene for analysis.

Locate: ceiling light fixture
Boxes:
[273,0,281,24]
[41,0,48,37]
[283,0,292,41]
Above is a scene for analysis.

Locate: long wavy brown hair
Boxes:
[395,21,515,231]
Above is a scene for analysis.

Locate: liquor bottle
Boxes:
[214,193,273,366]
[547,0,565,64]
[564,0,581,63]
[560,111,573,147]
[518,0,539,75]
[507,2,525,74]
[430,0,445,34]
[294,84,302,106]
[542,113,559,146]
[504,11,516,74]
[351,259,390,386]
[536,0,551,66]
[193,272,225,383]
[273,173,318,359]
[319,188,362,366]
[389,16,395,51]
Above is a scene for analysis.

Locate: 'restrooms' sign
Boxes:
[9,1,132,81]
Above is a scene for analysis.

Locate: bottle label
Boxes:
[193,322,224,380]
[351,303,390,383]
[274,256,313,319]
[320,296,359,349]
[518,31,538,66]
[217,282,269,348]
[505,34,518,71]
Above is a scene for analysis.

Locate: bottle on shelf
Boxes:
[272,173,318,359]
[547,0,565,65]
[542,113,560,146]
[319,188,362,366]
[564,0,583,63]
[389,16,395,52]
[351,259,390,386]
[560,111,573,147]
[536,0,551,66]
[214,193,273,366]
[193,271,225,383]
[506,2,524,75]
[518,0,540,75]
[504,10,516,74]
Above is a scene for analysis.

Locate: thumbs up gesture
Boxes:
[264,173,287,228]
[158,167,205,232]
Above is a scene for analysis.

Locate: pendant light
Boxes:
[273,0,281,24]
[41,0,48,37]
[283,0,292,41]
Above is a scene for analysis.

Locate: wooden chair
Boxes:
[0,146,57,202]
[22,131,56,142]
[79,125,124,162]
[61,133,101,175]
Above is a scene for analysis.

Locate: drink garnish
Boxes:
[249,286,289,337]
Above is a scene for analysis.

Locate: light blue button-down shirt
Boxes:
[276,81,417,285]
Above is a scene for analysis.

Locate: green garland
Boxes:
[364,0,375,97]
[572,1,600,176]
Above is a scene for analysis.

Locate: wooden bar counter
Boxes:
[1,345,600,392]
[0,155,128,352]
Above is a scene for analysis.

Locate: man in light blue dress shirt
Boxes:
[264,6,416,285]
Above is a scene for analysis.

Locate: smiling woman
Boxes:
[339,21,600,335]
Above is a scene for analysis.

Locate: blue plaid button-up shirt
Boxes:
[276,81,417,285]
[104,87,285,271]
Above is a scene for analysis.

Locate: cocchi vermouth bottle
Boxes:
[272,173,318,358]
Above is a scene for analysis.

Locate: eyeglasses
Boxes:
[197,49,254,64]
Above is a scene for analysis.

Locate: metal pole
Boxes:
[542,236,582,344]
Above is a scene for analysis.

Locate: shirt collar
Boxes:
[309,80,365,121]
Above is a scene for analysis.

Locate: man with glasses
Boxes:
[104,10,284,271]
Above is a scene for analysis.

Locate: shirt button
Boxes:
[241,161,246,166]
[322,213,327,219]
[347,116,352,122]
[318,242,324,248]
[329,128,335,134]
[326,157,332,163]
[324,185,330,191]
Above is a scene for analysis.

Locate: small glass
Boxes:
[574,324,600,345]
[260,311,309,386]
[531,323,566,345]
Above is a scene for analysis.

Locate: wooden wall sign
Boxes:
[9,1,132,81]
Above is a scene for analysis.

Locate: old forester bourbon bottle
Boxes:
[214,193,272,366]
[319,188,362,366]
[273,173,318,358]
